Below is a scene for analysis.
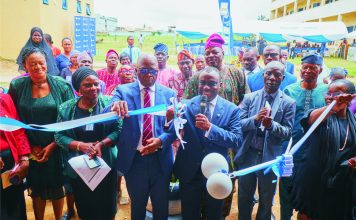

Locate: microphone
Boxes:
[200,95,208,115]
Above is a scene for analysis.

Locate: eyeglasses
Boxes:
[139,68,158,75]
[263,53,279,58]
[324,91,344,98]
[264,71,283,78]
[199,81,218,87]
[120,68,135,74]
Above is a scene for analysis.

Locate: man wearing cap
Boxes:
[247,45,297,92]
[154,43,178,87]
[183,33,249,218]
[121,35,141,64]
[279,53,327,220]
[107,54,176,220]
[184,33,249,106]
[97,49,120,95]
[235,61,296,220]
[167,49,194,101]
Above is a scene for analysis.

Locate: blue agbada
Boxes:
[247,70,297,92]
[283,82,328,161]
[16,27,60,76]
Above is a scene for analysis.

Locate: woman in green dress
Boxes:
[55,67,121,220]
[9,48,74,220]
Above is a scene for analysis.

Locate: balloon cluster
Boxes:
[201,153,233,200]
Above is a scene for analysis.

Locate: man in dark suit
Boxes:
[151,66,243,219]
[248,45,297,92]
[235,61,296,220]
[109,54,176,220]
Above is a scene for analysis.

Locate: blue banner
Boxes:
[74,16,96,55]
[218,0,234,54]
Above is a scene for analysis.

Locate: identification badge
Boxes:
[65,76,71,82]
[85,123,94,131]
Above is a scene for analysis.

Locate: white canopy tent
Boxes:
[176,20,348,43]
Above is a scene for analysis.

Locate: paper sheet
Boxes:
[1,170,12,189]
[68,155,111,191]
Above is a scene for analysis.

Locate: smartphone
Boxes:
[83,155,101,169]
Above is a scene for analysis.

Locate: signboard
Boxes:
[74,16,96,55]
[347,47,356,62]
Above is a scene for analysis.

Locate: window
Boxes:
[62,0,67,10]
[347,26,355,33]
[313,3,320,7]
[77,0,82,13]
[86,3,91,16]
[43,0,49,4]
[325,0,333,4]
[298,8,303,12]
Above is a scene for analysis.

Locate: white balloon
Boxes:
[201,153,229,178]
[206,172,232,200]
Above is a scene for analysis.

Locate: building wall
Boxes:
[0,0,93,61]
[270,0,356,27]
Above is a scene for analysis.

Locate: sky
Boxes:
[93,0,270,30]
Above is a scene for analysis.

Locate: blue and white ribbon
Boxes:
[0,104,168,132]
[229,100,336,178]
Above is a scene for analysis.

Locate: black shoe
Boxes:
[61,210,74,220]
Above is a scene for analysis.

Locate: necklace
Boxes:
[32,79,47,88]
[339,122,350,151]
[79,99,97,114]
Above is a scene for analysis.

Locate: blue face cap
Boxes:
[153,43,168,54]
[301,54,323,65]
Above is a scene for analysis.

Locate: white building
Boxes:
[270,0,356,33]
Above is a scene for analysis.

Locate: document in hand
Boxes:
[68,155,111,191]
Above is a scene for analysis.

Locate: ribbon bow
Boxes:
[169,97,187,149]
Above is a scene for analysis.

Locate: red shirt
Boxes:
[97,68,121,95]
[0,94,31,162]
[51,45,61,57]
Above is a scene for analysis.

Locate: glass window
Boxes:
[86,3,91,16]
[62,0,67,10]
[43,0,49,4]
[313,3,320,7]
[77,0,82,13]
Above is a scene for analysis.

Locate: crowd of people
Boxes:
[1,26,356,220]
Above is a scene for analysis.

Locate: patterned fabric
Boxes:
[97,68,120,95]
[167,71,190,101]
[157,67,178,87]
[183,65,250,105]
[142,88,153,145]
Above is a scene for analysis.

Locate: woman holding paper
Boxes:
[291,79,356,220]
[55,67,122,220]
[0,93,31,220]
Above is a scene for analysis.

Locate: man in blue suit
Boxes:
[109,54,176,220]
[235,61,296,220]
[248,45,297,92]
[152,66,243,219]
